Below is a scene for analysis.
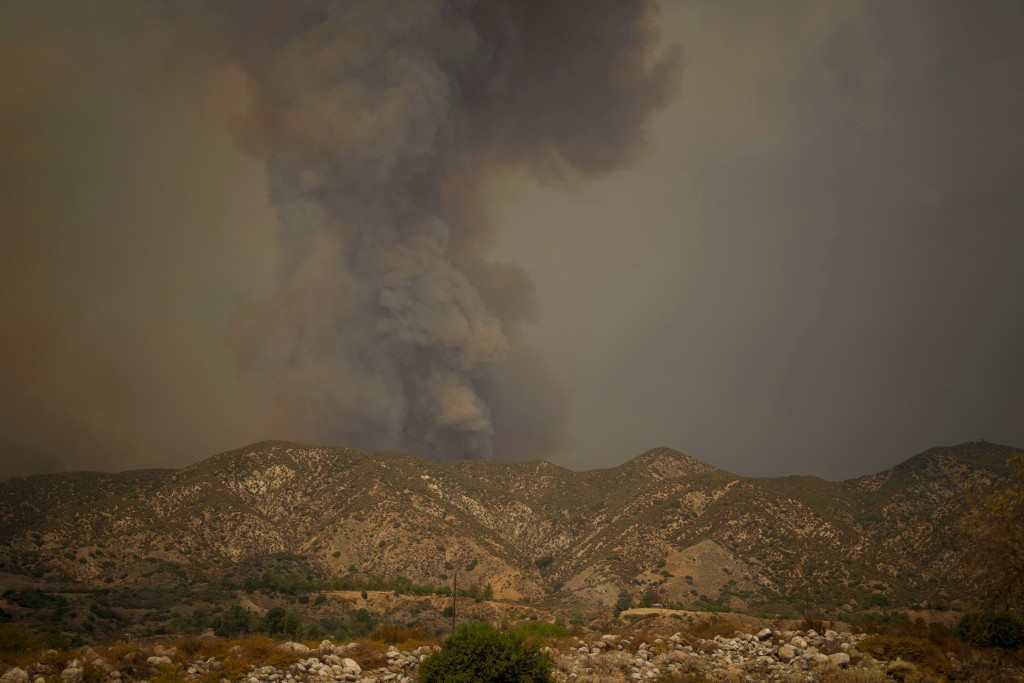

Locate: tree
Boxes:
[417,622,552,683]
[283,610,301,637]
[955,612,1024,649]
[264,607,286,635]
[639,589,660,608]
[215,605,251,637]
[962,452,1024,615]
[614,589,632,615]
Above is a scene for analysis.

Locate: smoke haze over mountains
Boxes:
[1,1,1022,480]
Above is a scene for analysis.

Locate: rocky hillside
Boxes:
[0,441,1017,614]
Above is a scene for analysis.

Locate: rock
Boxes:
[829,652,850,667]
[147,656,173,667]
[790,636,807,649]
[756,628,772,641]
[1,668,29,683]
[342,658,361,675]
[60,667,82,683]
[777,645,796,662]
[888,659,917,675]
[319,640,335,653]
[278,642,311,656]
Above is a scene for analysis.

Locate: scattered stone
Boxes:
[0,668,29,683]
[888,659,917,675]
[829,652,851,667]
[777,644,797,661]
[59,667,82,683]
[153,645,177,658]
[278,642,311,656]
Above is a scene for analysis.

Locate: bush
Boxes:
[686,616,746,639]
[418,622,552,683]
[0,623,69,661]
[857,635,952,676]
[955,612,1024,649]
[509,620,569,640]
[371,624,430,645]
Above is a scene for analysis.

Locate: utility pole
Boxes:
[451,568,458,634]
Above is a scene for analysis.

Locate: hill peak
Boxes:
[618,447,722,479]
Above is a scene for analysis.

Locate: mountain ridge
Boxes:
[4,439,1013,483]
[0,440,1019,621]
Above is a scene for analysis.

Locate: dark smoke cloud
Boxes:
[0,1,674,476]
[213,0,676,459]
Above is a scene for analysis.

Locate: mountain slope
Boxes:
[0,440,1017,614]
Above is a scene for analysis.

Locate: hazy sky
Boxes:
[1,1,1022,481]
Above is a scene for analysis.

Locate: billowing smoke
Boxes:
[0,0,673,476]
[212,1,677,459]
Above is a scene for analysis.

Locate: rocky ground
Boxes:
[3,625,1023,683]
[553,628,904,682]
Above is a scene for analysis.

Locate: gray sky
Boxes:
[1,1,1022,480]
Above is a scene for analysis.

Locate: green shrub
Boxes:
[955,612,1024,649]
[418,622,552,683]
[510,620,569,640]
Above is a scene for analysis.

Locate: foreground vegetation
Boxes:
[1,609,1022,682]
[418,622,552,683]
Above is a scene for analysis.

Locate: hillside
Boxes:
[0,441,1017,630]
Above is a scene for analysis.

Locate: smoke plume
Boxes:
[0,0,673,475]
[213,1,676,459]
